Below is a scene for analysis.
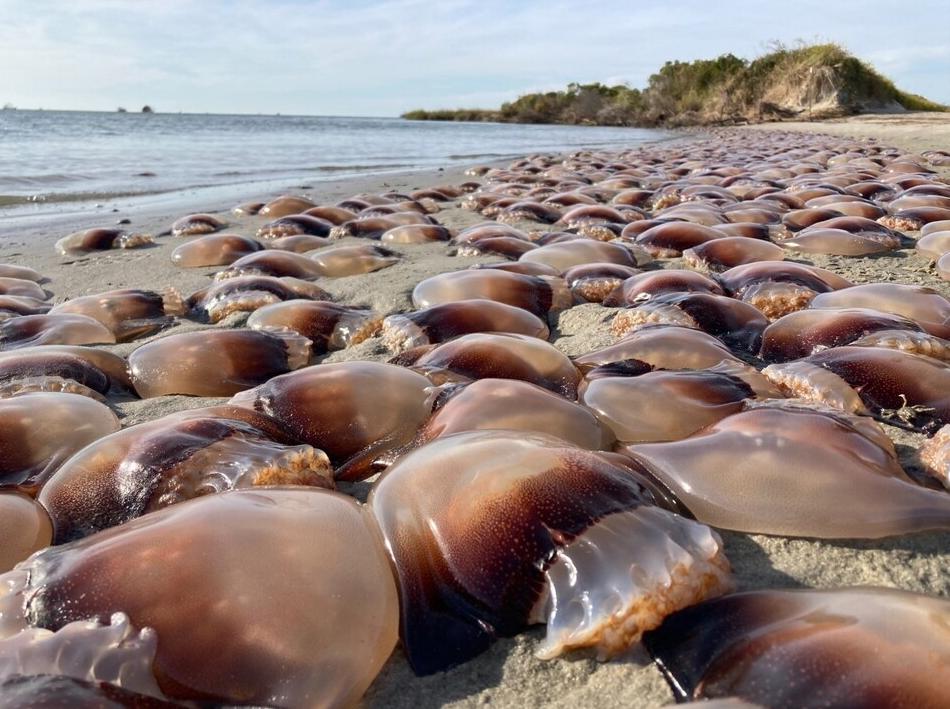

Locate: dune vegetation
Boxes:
[402,42,946,127]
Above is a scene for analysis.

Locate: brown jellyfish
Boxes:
[610,188,654,208]
[785,345,950,431]
[561,263,643,302]
[451,222,529,245]
[0,313,116,350]
[879,206,950,230]
[0,345,133,394]
[762,360,871,417]
[303,204,359,224]
[759,307,927,362]
[711,222,772,240]
[3,488,399,708]
[575,324,743,371]
[0,349,116,400]
[778,228,902,256]
[654,205,727,228]
[634,222,726,258]
[533,231,596,246]
[601,269,725,308]
[0,264,42,282]
[169,233,264,267]
[0,277,48,301]
[580,362,779,445]
[258,194,317,217]
[232,201,265,216]
[360,202,433,218]
[49,289,188,343]
[310,244,401,277]
[0,392,120,495]
[519,240,649,272]
[256,214,334,239]
[55,229,153,257]
[623,400,950,538]
[127,328,311,398]
[922,219,950,236]
[169,213,227,237]
[563,203,638,224]
[455,236,539,259]
[619,218,670,238]
[722,208,783,226]
[806,215,912,243]
[186,275,331,323]
[247,301,381,354]
[682,236,785,271]
[412,378,614,450]
[461,191,512,213]
[38,405,334,542]
[368,429,732,675]
[0,491,52,572]
[381,299,549,353]
[782,207,845,231]
[403,332,581,398]
[496,201,563,224]
[848,327,950,363]
[717,262,854,320]
[809,199,887,220]
[916,230,950,260]
[0,295,51,322]
[330,215,430,240]
[263,233,332,252]
[611,292,768,354]
[380,224,453,244]
[230,361,438,480]
[412,269,574,320]
[810,283,950,336]
[213,249,325,281]
[642,587,950,709]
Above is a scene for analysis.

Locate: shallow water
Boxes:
[0,110,670,211]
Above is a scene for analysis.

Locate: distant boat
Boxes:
[142,105,154,113]
[117,107,127,113]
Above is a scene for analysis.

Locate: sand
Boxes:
[2,112,949,708]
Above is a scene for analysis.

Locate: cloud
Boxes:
[1,0,947,113]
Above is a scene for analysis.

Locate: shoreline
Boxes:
[2,113,949,708]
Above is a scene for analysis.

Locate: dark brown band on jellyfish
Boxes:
[38,405,333,542]
[643,587,950,707]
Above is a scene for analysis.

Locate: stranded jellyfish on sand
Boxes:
[369,430,732,675]
[0,488,398,709]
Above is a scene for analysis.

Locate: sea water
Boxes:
[0,110,670,212]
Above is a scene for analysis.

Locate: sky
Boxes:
[1,0,948,116]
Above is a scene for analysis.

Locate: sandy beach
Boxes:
[2,112,950,708]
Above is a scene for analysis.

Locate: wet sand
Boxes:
[1,112,949,708]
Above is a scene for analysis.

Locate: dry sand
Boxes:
[1,112,949,708]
